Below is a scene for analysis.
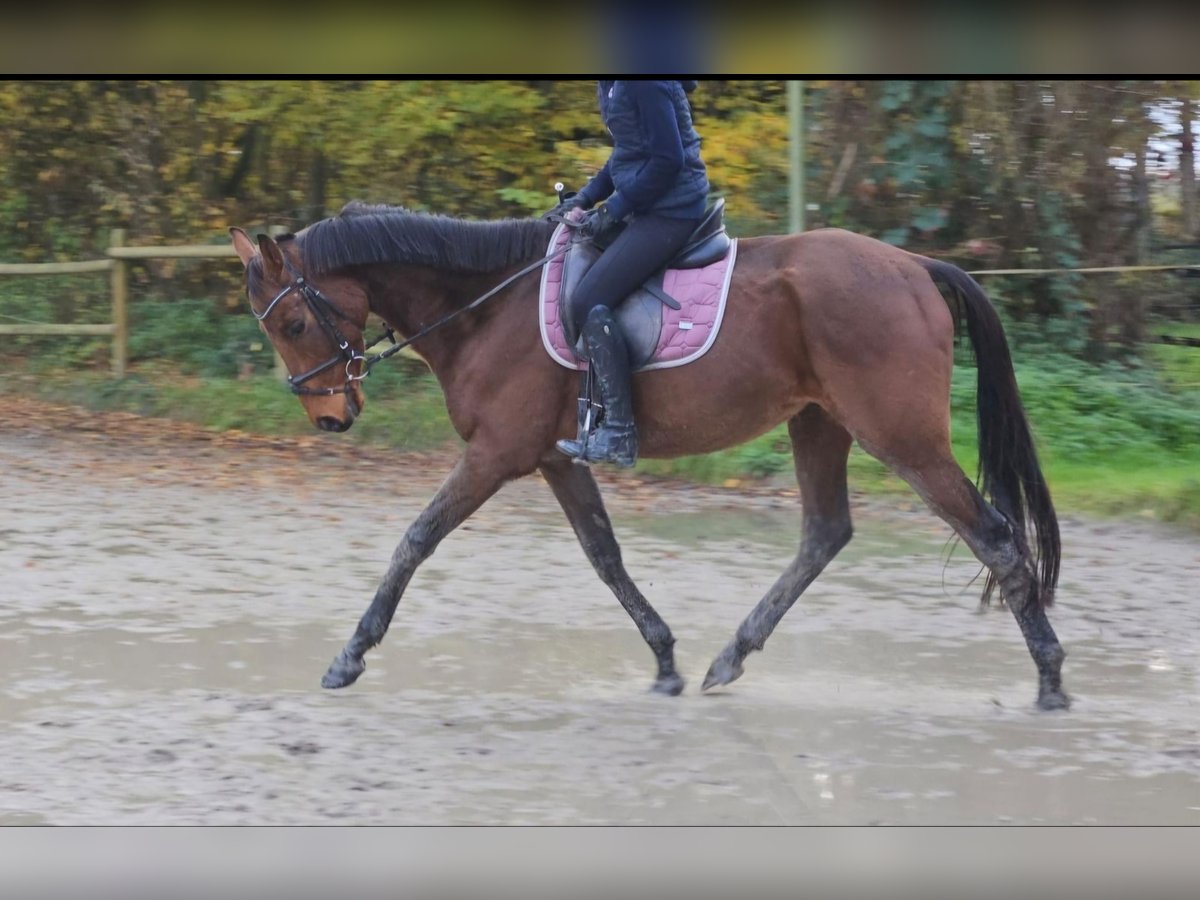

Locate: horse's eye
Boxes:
[286,319,306,338]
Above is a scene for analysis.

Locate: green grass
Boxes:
[22,359,461,453]
[8,344,1200,530]
[1038,455,1200,526]
[1152,322,1200,390]
[640,355,1200,528]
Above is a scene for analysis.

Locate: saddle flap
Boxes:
[559,232,666,367]
[559,238,600,348]
[613,283,668,368]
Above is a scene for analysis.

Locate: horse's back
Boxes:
[738,226,934,276]
[730,227,953,339]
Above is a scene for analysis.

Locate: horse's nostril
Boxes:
[317,416,348,433]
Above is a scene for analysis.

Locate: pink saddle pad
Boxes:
[539,223,737,372]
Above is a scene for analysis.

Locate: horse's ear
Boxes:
[229,227,257,267]
[256,233,285,282]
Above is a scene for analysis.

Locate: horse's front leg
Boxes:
[539,458,684,695]
[321,448,508,689]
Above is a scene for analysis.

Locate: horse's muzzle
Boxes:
[317,416,350,433]
[315,392,360,433]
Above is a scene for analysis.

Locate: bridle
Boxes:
[252,256,367,396]
[251,231,577,397]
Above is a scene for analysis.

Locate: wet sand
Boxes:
[1,404,1198,824]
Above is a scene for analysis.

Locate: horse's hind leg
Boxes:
[539,457,684,695]
[703,405,854,691]
[880,451,1069,710]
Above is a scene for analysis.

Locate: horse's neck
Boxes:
[367,264,498,367]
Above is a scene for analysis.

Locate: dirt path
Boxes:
[1,401,1198,824]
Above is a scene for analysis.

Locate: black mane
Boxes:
[295,201,555,276]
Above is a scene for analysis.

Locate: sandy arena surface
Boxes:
[1,401,1198,824]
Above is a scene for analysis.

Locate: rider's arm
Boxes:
[576,160,614,210]
[602,81,684,222]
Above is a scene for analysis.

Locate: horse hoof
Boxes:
[321,653,366,689]
[701,655,744,692]
[651,673,686,696]
[1037,689,1071,711]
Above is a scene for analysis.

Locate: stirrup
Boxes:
[555,435,593,466]
[560,364,604,465]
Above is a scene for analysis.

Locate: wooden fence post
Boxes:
[109,228,127,377]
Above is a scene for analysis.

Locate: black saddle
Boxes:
[559,198,731,366]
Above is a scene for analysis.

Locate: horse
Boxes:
[229,200,1068,710]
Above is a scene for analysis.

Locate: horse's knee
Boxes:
[802,517,853,570]
[827,520,853,556]
[398,521,437,566]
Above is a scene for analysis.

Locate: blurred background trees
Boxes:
[1,79,1197,354]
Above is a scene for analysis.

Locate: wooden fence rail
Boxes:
[2,230,1197,380]
[0,229,241,376]
[0,259,114,275]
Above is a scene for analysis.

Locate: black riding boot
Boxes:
[556,306,639,467]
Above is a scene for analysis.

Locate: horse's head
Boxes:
[230,227,368,432]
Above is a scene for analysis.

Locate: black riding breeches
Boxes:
[565,213,701,338]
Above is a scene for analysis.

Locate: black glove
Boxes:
[542,192,585,222]
[578,205,620,240]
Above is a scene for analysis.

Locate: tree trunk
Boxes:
[307,148,327,222]
[1133,142,1152,264]
[1181,96,1196,240]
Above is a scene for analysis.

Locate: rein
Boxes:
[254,225,578,397]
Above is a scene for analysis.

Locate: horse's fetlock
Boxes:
[359,614,388,645]
[647,625,675,653]
[1039,641,1066,669]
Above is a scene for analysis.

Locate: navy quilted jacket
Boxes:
[576,80,709,221]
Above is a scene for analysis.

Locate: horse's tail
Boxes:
[918,258,1061,609]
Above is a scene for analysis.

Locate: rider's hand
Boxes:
[542,193,586,222]
[577,205,619,240]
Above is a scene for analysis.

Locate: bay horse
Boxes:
[230,201,1067,710]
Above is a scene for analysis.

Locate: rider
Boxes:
[547,80,710,468]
